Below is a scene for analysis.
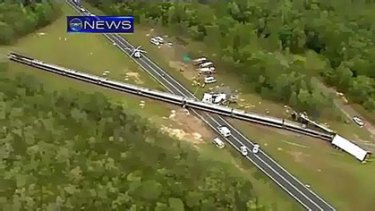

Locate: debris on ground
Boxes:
[139,100,145,108]
[125,72,144,84]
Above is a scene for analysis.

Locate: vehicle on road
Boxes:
[240,146,248,156]
[124,46,147,58]
[213,138,225,149]
[217,126,231,137]
[204,76,216,84]
[353,116,365,127]
[252,144,260,154]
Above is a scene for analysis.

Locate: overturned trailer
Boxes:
[331,135,371,162]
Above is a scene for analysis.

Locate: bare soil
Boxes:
[159,109,214,147]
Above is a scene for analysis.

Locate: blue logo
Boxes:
[67,16,134,33]
[69,18,83,32]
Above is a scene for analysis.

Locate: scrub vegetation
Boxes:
[87,0,375,119]
[0,0,61,44]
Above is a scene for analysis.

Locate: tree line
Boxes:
[0,64,268,210]
[87,0,375,115]
[0,0,61,44]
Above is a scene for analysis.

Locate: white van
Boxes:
[204,76,216,84]
[193,57,207,65]
[212,138,225,149]
[199,61,213,68]
[217,126,231,137]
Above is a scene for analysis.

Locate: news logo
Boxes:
[67,16,134,33]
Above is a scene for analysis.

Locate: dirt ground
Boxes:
[124,71,144,84]
[159,108,214,148]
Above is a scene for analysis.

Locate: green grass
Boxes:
[0,3,303,210]
[109,23,375,211]
[0,4,172,120]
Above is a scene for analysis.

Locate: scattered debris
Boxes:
[169,110,176,119]
[139,100,145,108]
[125,72,144,84]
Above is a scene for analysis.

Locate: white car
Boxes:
[204,76,216,84]
[240,146,248,156]
[352,116,364,127]
[150,38,160,46]
[217,126,231,137]
[193,57,207,65]
[154,36,165,44]
[199,61,214,68]
[212,138,225,149]
[252,144,260,154]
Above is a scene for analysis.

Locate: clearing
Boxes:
[0,3,299,210]
[110,23,375,211]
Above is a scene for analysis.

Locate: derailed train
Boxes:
[8,52,334,141]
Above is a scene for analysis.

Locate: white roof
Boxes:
[331,135,368,161]
[213,94,226,103]
[193,57,207,62]
[219,126,230,133]
[200,61,213,67]
[202,93,213,103]
[198,67,213,72]
[214,138,224,145]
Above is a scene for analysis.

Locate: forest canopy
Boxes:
[0,0,61,44]
[0,64,265,210]
[87,0,375,114]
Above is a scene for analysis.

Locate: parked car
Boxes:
[193,57,207,65]
[150,37,160,46]
[212,138,225,149]
[154,36,165,44]
[204,76,217,84]
[353,116,365,127]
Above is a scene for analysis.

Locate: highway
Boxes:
[66,1,335,210]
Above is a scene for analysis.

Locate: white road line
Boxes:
[108,30,319,208]
[227,120,335,209]
[193,112,313,211]
[206,114,321,210]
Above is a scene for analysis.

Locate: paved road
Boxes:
[66,1,335,210]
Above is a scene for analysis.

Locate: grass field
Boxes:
[67,15,375,211]
[0,3,301,210]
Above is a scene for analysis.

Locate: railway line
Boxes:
[8,51,335,211]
